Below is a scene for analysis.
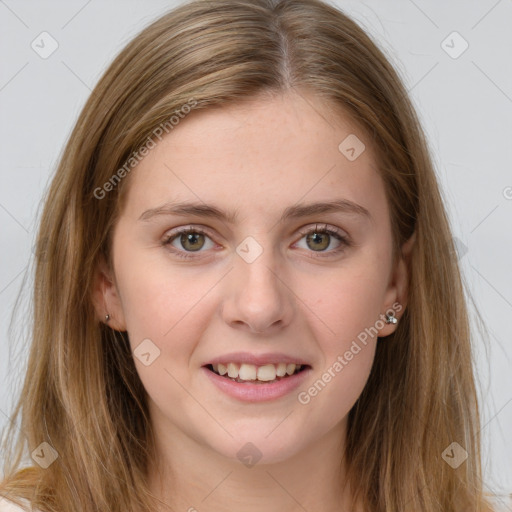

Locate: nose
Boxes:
[221,246,295,335]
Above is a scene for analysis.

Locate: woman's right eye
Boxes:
[162,227,216,259]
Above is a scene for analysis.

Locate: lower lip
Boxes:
[202,366,312,403]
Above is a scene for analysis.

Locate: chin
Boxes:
[207,428,309,467]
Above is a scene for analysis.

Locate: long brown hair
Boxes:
[0,0,497,510]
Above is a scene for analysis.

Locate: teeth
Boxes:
[227,363,238,378]
[238,363,257,380]
[210,362,304,382]
[257,364,276,381]
[276,363,287,377]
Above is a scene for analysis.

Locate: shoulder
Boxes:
[0,496,41,512]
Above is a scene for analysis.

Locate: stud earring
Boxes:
[385,311,398,324]
[105,314,111,323]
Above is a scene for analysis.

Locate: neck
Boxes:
[146,418,361,512]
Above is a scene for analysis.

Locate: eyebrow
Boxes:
[138,198,371,224]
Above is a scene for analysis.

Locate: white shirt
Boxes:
[0,496,41,512]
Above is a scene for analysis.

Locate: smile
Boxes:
[202,363,312,402]
[208,362,307,383]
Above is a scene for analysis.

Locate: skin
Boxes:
[93,90,410,512]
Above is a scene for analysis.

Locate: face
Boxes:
[94,90,408,467]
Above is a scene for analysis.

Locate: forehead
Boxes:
[118,91,385,222]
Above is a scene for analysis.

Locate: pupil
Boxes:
[182,233,204,251]
[308,232,328,251]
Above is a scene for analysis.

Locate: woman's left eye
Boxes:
[294,224,350,256]
[162,224,350,260]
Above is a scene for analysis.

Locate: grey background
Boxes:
[1,0,511,505]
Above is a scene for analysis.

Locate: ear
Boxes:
[377,232,415,337]
[91,254,127,332]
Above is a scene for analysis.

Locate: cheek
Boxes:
[115,236,203,323]
[301,262,388,348]
[299,345,375,431]
[296,273,380,429]
[115,266,217,410]
[114,253,220,363]
[293,259,386,413]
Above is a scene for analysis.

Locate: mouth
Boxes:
[204,362,310,384]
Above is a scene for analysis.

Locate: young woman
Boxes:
[0,0,500,510]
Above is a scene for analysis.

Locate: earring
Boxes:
[105,314,111,323]
[385,311,398,324]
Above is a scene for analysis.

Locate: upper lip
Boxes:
[204,352,312,367]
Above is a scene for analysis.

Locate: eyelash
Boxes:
[161,224,350,260]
